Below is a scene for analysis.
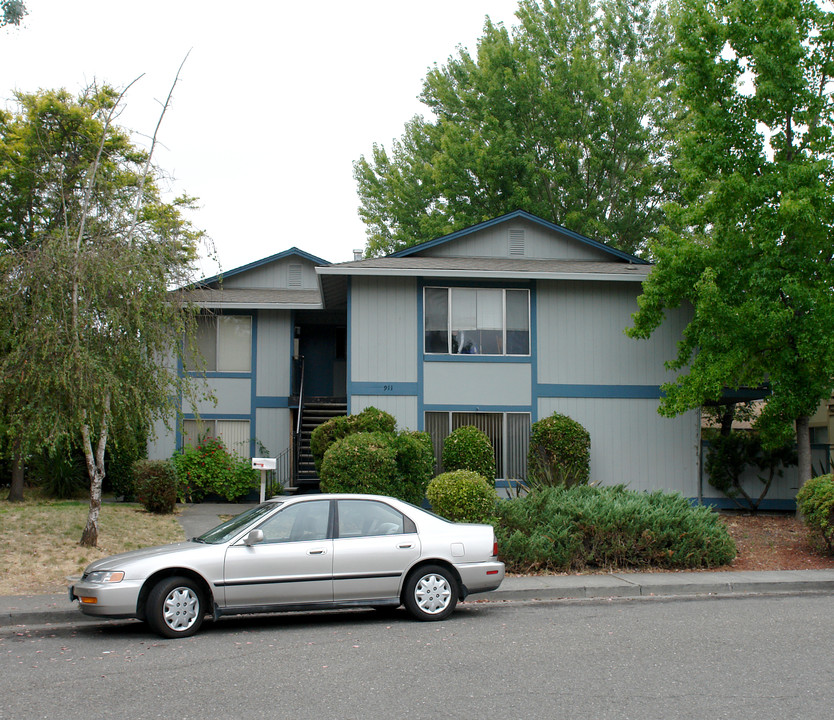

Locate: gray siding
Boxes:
[223,257,319,289]
[423,363,532,407]
[255,407,292,458]
[536,280,690,386]
[148,415,177,460]
[538,397,700,495]
[182,378,251,415]
[255,310,293,397]
[428,218,612,261]
[351,395,419,431]
[350,276,418,383]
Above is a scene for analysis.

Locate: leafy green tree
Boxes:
[628,0,834,489]
[354,0,674,257]
[0,0,26,27]
[0,82,203,544]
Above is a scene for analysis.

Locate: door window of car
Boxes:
[336,500,415,538]
[257,500,330,543]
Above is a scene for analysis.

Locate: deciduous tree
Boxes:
[0,79,203,543]
[628,0,834,489]
[354,0,675,257]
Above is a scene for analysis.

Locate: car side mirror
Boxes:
[244,529,264,546]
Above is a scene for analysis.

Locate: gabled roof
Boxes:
[389,209,649,265]
[194,247,330,288]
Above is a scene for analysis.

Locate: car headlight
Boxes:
[85,571,125,584]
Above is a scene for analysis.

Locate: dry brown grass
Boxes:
[0,494,184,595]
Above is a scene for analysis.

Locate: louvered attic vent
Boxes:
[288,263,302,287]
[509,228,525,256]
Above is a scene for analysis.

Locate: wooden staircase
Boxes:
[294,398,347,492]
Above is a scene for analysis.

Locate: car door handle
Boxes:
[398,543,414,549]
[308,548,327,555]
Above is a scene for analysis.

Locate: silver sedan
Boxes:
[69,494,504,638]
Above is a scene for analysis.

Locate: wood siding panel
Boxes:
[424,362,531,407]
[351,395,418,431]
[428,218,612,261]
[182,378,251,415]
[538,397,700,496]
[255,408,292,458]
[351,277,417,383]
[223,258,319,289]
[536,280,690,386]
[256,310,292,397]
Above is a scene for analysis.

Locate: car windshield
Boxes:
[195,502,282,544]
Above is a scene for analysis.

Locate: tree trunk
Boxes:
[6,441,25,502]
[795,414,812,519]
[79,405,110,547]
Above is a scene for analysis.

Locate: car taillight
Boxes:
[492,539,498,557]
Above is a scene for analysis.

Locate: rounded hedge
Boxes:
[427,470,498,524]
[134,459,178,514]
[310,406,397,471]
[319,432,399,495]
[796,474,834,553]
[527,412,590,488]
[441,425,496,480]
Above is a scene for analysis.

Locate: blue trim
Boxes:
[351,382,419,396]
[346,277,352,415]
[390,210,649,265]
[254,397,291,409]
[536,384,663,399]
[530,284,539,422]
[696,497,797,512]
[424,354,530,364]
[182,413,252,421]
[424,404,533,413]
[191,247,331,288]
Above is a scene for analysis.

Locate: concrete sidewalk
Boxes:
[4,503,834,630]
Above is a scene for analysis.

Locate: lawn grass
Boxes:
[0,492,185,595]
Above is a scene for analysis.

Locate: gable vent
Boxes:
[509,228,525,256]
[288,263,302,288]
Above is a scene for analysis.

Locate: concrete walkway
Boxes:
[4,503,834,630]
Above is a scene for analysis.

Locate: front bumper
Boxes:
[68,578,144,619]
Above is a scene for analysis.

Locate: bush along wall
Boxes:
[441,426,496,480]
[526,412,591,489]
[495,485,736,573]
[427,469,498,524]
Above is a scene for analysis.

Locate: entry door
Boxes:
[222,500,333,609]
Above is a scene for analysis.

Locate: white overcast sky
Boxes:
[0,0,523,278]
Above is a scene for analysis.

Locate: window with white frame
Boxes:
[185,315,252,372]
[182,419,252,458]
[425,411,530,480]
[424,287,530,355]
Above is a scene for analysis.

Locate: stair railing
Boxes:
[293,356,305,487]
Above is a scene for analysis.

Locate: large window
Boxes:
[424,287,530,355]
[185,315,252,372]
[425,411,530,480]
[182,419,252,458]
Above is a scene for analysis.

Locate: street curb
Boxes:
[4,569,834,630]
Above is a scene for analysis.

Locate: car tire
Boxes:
[146,576,205,638]
[403,565,458,621]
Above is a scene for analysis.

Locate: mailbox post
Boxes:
[252,457,277,502]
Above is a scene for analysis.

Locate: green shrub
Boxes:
[441,425,496,479]
[391,431,435,505]
[310,406,396,471]
[319,432,399,496]
[28,442,88,499]
[796,474,834,554]
[427,470,498,524]
[170,437,258,502]
[134,460,178,514]
[527,413,590,488]
[105,421,148,501]
[495,485,736,572]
